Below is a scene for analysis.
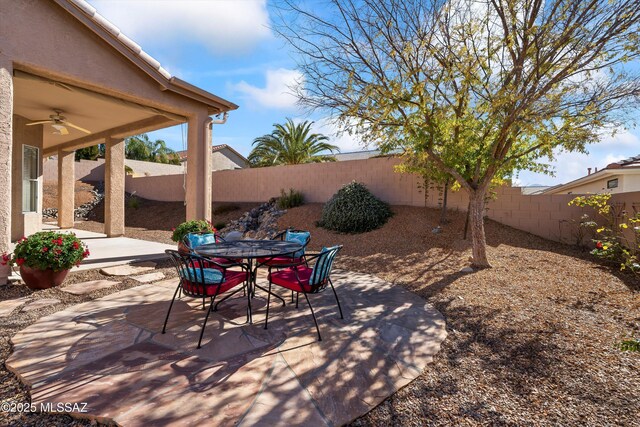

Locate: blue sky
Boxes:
[88,0,639,187]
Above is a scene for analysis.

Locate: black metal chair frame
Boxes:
[164,249,251,349]
[263,246,344,341]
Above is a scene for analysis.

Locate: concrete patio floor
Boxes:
[7,270,447,426]
[43,224,174,271]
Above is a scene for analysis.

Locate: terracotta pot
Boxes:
[177,241,190,255]
[19,265,70,290]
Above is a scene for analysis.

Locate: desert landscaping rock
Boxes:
[222,198,286,239]
[99,261,157,276]
[21,298,61,312]
[61,280,120,295]
[6,270,447,427]
[131,272,165,283]
[0,297,30,317]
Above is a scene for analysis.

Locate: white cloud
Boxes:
[308,117,367,153]
[232,69,303,109]
[88,0,271,55]
[598,128,640,147]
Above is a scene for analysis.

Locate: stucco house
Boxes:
[176,144,249,171]
[0,0,238,259]
[543,155,640,194]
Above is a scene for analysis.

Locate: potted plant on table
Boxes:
[172,220,216,254]
[1,231,90,290]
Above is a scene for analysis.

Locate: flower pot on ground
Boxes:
[19,265,70,289]
[171,220,216,254]
[1,231,90,290]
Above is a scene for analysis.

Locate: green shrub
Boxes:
[2,231,89,271]
[171,220,215,243]
[127,196,140,209]
[278,188,304,209]
[318,181,392,233]
[617,338,640,352]
[213,204,240,215]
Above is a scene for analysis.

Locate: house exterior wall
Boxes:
[0,56,12,255]
[11,115,43,240]
[549,174,625,194]
[1,0,207,118]
[211,149,247,170]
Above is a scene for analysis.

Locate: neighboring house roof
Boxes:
[176,144,249,164]
[56,0,238,113]
[332,149,403,161]
[608,154,640,168]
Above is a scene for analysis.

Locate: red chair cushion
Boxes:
[268,267,315,293]
[182,270,248,296]
[257,256,304,266]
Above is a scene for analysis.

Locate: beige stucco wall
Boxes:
[43,157,184,182]
[125,174,186,202]
[11,115,43,240]
[125,156,640,245]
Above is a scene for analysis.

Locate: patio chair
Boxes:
[256,229,311,302]
[257,229,311,266]
[163,249,251,349]
[263,245,343,341]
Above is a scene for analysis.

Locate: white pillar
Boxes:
[57,149,75,228]
[0,57,12,254]
[104,137,125,237]
[185,111,212,221]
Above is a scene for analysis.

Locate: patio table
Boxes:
[194,239,303,321]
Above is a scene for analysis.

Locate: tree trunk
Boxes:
[439,178,449,225]
[463,201,470,240]
[468,187,491,268]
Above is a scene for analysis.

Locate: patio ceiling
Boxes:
[13,71,184,155]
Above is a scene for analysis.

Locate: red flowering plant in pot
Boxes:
[1,231,90,290]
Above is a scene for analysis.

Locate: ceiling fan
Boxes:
[26,110,91,135]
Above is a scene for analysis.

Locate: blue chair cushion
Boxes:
[310,246,339,285]
[285,230,310,258]
[184,267,225,284]
[186,233,217,250]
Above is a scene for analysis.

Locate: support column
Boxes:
[57,149,75,228]
[0,57,12,256]
[104,137,125,237]
[185,111,212,221]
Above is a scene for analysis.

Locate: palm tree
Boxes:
[248,119,340,167]
[125,134,180,165]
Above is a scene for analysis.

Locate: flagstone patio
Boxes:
[7,270,447,426]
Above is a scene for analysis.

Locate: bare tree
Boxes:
[274,0,640,267]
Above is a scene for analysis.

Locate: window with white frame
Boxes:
[22,145,39,212]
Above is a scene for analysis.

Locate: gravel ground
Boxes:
[43,181,97,210]
[2,197,639,426]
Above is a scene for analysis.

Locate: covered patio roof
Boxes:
[1,0,239,259]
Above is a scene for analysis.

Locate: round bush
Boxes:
[319,181,392,233]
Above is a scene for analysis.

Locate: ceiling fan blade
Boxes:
[62,121,91,134]
[26,120,53,126]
